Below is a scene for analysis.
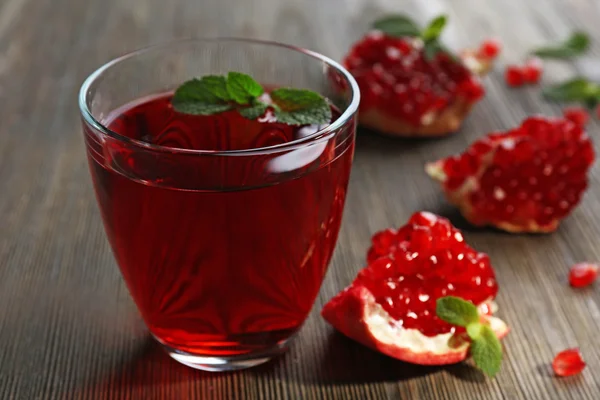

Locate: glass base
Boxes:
[155,335,294,372]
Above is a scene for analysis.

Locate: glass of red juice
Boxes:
[78,39,359,371]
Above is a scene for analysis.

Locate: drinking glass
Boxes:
[79,38,359,371]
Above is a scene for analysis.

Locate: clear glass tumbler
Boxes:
[79,38,359,371]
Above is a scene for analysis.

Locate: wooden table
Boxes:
[2,0,600,398]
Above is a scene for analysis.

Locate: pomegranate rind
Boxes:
[360,98,475,138]
[322,285,509,365]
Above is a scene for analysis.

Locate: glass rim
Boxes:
[78,37,360,156]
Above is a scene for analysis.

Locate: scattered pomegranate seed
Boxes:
[553,349,586,377]
[563,107,589,127]
[478,38,502,59]
[569,263,599,287]
[522,57,543,84]
[505,65,525,87]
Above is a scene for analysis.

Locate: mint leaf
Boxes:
[172,78,232,115]
[226,72,264,105]
[542,77,600,106]
[271,88,332,125]
[422,15,447,43]
[202,75,231,101]
[173,78,223,105]
[372,15,421,37]
[436,296,480,327]
[239,101,268,119]
[533,31,590,59]
[470,325,503,378]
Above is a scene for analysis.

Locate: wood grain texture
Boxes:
[2,0,600,398]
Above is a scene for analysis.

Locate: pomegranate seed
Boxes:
[563,107,589,127]
[522,58,543,84]
[569,263,599,287]
[478,38,502,59]
[505,65,525,87]
[553,349,586,377]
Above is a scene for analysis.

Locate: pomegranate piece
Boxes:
[569,263,599,287]
[426,116,595,233]
[505,65,525,87]
[553,349,586,377]
[522,57,543,84]
[322,212,508,365]
[563,107,589,127]
[478,38,502,59]
[344,31,491,137]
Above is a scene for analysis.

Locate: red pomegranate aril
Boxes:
[523,58,543,84]
[563,107,589,127]
[505,65,525,87]
[478,38,502,59]
[569,263,599,287]
[553,349,586,377]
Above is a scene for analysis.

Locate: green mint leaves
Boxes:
[372,14,450,60]
[171,72,331,125]
[372,15,421,38]
[542,77,600,108]
[270,88,332,125]
[436,296,503,378]
[421,15,448,43]
[533,31,590,60]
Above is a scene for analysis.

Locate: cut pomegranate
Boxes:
[478,38,502,59]
[426,116,594,233]
[505,65,525,87]
[553,349,586,377]
[322,212,508,365]
[569,263,599,287]
[523,57,543,84]
[563,107,589,127]
[344,29,492,137]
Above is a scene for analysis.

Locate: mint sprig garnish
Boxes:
[436,296,503,378]
[171,72,332,125]
[542,77,600,108]
[533,31,590,60]
[372,14,451,60]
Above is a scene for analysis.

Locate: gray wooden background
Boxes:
[2,0,600,398]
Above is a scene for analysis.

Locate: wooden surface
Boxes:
[2,0,600,398]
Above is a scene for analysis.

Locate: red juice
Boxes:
[84,93,354,357]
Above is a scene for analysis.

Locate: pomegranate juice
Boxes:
[84,94,354,356]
